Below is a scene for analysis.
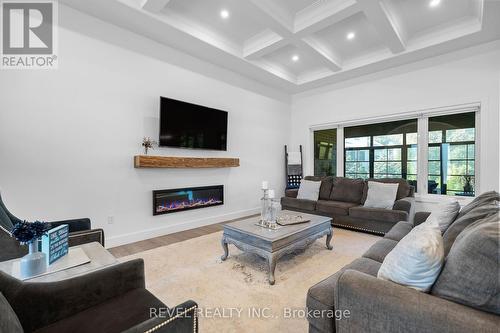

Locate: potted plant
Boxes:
[142,137,157,155]
[462,175,473,194]
[11,220,51,277]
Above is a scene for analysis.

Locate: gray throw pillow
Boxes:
[457,191,499,218]
[431,214,500,314]
[0,292,23,333]
[442,203,499,256]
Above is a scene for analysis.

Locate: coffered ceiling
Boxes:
[61,0,500,94]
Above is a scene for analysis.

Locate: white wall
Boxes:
[291,42,500,212]
[0,6,290,247]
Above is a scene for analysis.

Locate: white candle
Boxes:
[268,189,275,198]
[262,181,269,190]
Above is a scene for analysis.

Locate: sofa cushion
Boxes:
[349,206,408,223]
[280,197,316,212]
[0,292,23,333]
[285,189,298,198]
[384,221,413,241]
[422,199,460,233]
[297,180,321,201]
[363,238,398,263]
[316,200,358,217]
[432,214,500,314]
[319,177,334,200]
[33,289,165,333]
[442,203,499,256]
[330,178,365,203]
[456,191,499,219]
[306,257,381,332]
[361,178,411,203]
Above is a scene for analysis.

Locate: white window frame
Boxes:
[308,102,481,197]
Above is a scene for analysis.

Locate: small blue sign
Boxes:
[41,224,69,265]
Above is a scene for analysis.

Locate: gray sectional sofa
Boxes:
[306,191,500,333]
[281,176,415,235]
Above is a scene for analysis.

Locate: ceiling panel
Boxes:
[165,0,267,47]
[383,0,479,39]
[262,44,330,77]
[313,12,388,61]
[273,0,319,15]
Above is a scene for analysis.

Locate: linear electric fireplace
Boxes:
[153,185,224,215]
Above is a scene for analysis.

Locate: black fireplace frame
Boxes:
[152,185,224,216]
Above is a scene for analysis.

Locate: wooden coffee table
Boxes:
[221,210,333,285]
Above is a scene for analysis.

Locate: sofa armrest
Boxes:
[50,218,91,232]
[335,270,500,333]
[414,211,431,226]
[3,259,145,332]
[285,189,299,198]
[68,228,105,247]
[392,197,415,223]
[123,300,198,333]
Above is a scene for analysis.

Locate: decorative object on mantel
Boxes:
[134,155,239,168]
[10,220,50,278]
[141,137,157,155]
[257,182,281,230]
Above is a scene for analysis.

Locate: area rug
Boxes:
[121,228,380,333]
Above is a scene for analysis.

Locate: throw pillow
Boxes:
[0,292,23,333]
[378,224,444,292]
[423,199,460,233]
[431,214,500,314]
[442,202,499,256]
[297,180,321,201]
[456,191,499,218]
[363,181,399,209]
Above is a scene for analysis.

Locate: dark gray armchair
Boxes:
[0,191,105,261]
[0,259,198,333]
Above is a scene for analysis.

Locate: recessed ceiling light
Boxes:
[429,0,441,8]
[220,9,229,19]
[346,32,356,40]
[291,55,299,62]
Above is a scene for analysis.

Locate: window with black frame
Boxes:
[344,119,418,188]
[428,112,475,196]
[314,129,337,177]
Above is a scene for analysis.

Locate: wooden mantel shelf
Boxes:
[134,155,240,168]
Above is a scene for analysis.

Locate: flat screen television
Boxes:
[159,96,228,151]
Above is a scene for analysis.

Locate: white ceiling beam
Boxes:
[141,0,171,13]
[243,30,288,59]
[294,0,360,36]
[356,0,406,53]
[245,0,342,71]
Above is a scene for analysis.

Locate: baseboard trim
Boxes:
[105,207,260,248]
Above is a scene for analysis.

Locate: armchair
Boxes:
[0,191,104,261]
[0,259,198,333]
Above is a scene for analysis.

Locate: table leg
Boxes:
[326,227,333,250]
[268,254,277,285]
[221,235,229,261]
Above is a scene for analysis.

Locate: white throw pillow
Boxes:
[363,181,399,209]
[378,224,444,292]
[422,199,460,233]
[297,180,321,201]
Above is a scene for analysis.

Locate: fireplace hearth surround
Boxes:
[153,185,224,215]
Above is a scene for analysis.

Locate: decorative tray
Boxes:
[276,214,310,226]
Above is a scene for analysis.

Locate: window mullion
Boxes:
[417,116,428,195]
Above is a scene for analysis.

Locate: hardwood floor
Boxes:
[109,214,259,258]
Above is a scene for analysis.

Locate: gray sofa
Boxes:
[306,191,500,333]
[282,177,415,235]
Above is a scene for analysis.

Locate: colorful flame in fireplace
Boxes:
[156,198,223,212]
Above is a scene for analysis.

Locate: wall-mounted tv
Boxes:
[159,97,228,151]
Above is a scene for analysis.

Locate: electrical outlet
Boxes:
[107,216,115,224]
